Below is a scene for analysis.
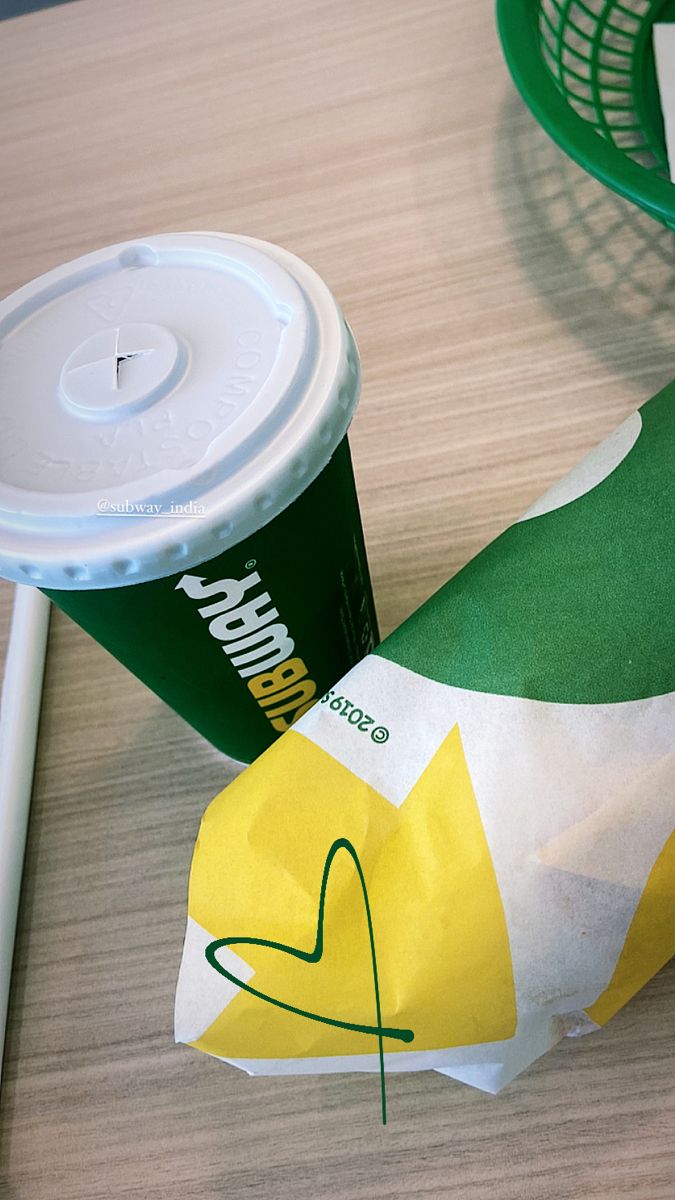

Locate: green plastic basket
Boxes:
[497,0,675,226]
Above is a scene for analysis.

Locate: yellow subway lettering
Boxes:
[262,678,317,717]
[247,657,309,700]
[269,694,318,733]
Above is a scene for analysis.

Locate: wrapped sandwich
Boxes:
[175,382,675,1096]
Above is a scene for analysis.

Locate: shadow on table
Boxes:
[493,91,675,387]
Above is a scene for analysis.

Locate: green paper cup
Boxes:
[0,233,378,762]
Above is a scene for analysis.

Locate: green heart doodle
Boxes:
[205,837,414,1124]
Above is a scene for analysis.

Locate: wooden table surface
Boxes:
[0,0,673,1196]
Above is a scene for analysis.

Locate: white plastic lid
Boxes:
[0,232,360,589]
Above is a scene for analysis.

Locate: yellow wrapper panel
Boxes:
[188,729,516,1063]
[587,831,675,1027]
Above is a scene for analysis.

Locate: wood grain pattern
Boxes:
[0,0,673,1196]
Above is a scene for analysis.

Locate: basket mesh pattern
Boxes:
[538,0,668,174]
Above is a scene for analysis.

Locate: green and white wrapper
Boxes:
[175,383,675,1093]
